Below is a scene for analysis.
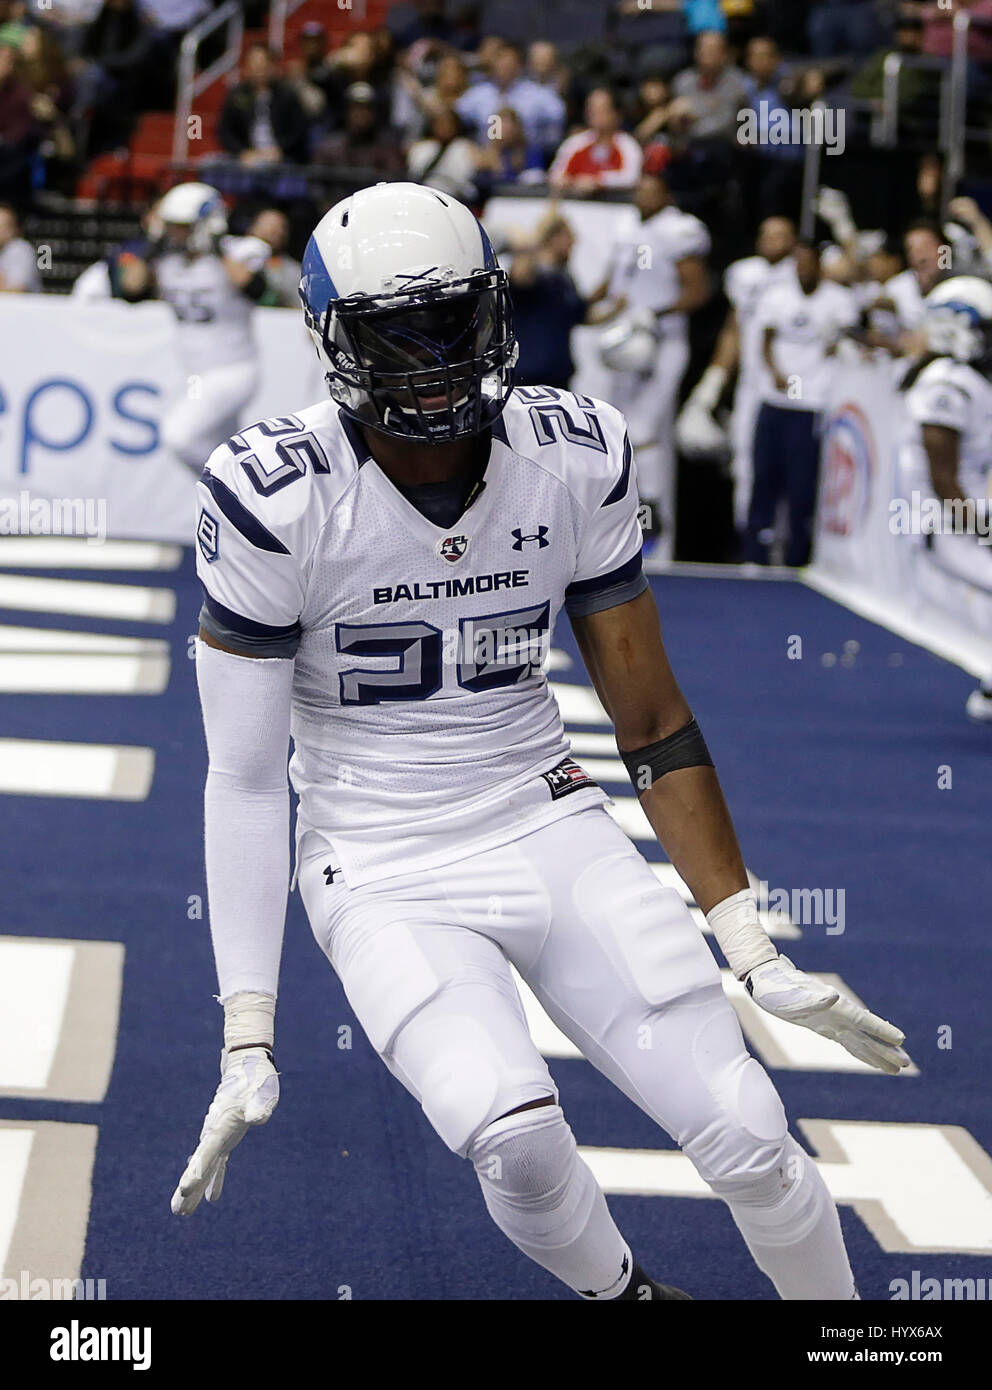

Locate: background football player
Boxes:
[900,274,992,721]
[173,183,909,1301]
[589,160,712,560]
[677,217,798,537]
[119,181,270,474]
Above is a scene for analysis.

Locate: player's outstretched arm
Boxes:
[572,590,910,1075]
[171,631,294,1214]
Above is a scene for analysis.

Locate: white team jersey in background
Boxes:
[607,205,710,342]
[724,254,797,385]
[902,356,992,501]
[881,268,926,331]
[195,388,645,886]
[155,234,269,374]
[756,278,858,411]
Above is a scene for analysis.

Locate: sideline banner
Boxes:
[812,359,992,656]
[0,296,323,543]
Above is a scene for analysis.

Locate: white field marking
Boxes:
[0,1129,34,1276]
[545,647,572,672]
[550,681,609,725]
[0,739,154,800]
[0,936,124,1103]
[567,730,618,756]
[0,651,169,694]
[646,864,800,940]
[0,1120,99,1286]
[0,538,182,571]
[0,575,175,623]
[605,795,654,841]
[581,1122,992,1254]
[0,625,167,653]
[0,942,74,1090]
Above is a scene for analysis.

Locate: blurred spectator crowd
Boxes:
[2,1,991,218]
[6,0,992,564]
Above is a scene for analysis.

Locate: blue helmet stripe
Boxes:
[300,237,339,315]
[478,219,497,271]
[934,300,982,323]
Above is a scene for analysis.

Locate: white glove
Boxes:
[676,363,729,457]
[745,955,911,1075]
[816,187,856,244]
[676,400,729,457]
[171,992,279,1215]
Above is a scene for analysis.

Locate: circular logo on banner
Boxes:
[820,402,876,537]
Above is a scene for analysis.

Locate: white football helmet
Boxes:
[152,181,227,254]
[298,182,517,442]
[599,306,658,374]
[924,274,992,370]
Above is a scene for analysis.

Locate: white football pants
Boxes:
[730,377,761,532]
[162,358,259,473]
[299,805,856,1300]
[604,335,690,561]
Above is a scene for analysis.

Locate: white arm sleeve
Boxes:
[196,639,295,1003]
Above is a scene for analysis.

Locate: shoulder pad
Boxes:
[200,401,361,556]
[498,387,631,507]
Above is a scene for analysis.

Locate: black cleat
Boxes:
[613,1260,692,1301]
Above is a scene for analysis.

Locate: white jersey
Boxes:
[195,387,646,887]
[607,205,710,343]
[756,278,858,411]
[155,234,269,374]
[724,254,797,386]
[881,268,926,331]
[902,356,992,500]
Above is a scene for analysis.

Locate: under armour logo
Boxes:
[511,526,549,550]
[323,864,341,885]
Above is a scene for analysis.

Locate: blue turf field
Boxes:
[2,553,990,1300]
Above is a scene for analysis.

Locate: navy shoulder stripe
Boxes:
[200,469,290,555]
[339,412,372,465]
[602,434,633,506]
[565,551,643,601]
[201,589,301,643]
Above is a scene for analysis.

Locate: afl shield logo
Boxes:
[438,533,469,563]
[821,402,875,537]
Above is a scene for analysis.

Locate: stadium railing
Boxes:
[172,1,245,166]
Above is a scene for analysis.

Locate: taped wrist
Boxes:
[705,889,778,980]
[223,991,275,1056]
[621,716,714,793]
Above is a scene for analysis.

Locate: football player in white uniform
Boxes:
[592,167,711,560]
[900,275,992,721]
[172,183,909,1301]
[120,182,270,473]
[677,217,797,533]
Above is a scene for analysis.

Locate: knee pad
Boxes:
[469,1104,586,1220]
[468,1105,632,1297]
[682,995,789,1189]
